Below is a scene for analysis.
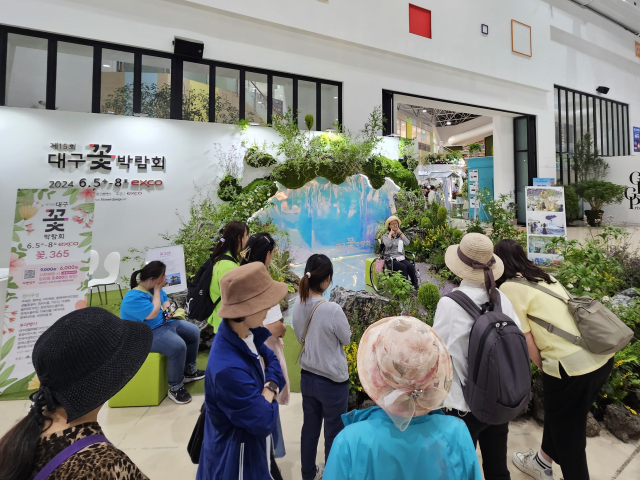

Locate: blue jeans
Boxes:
[300,370,349,480]
[151,320,200,391]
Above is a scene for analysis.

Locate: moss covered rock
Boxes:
[245,146,277,168]
[272,160,317,189]
[243,178,278,197]
[218,174,243,201]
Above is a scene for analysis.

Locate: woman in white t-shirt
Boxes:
[240,232,290,458]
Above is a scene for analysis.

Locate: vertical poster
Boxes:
[1,188,95,397]
[525,186,566,268]
[634,127,640,153]
[145,245,187,294]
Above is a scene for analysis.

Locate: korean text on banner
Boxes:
[145,245,187,294]
[525,186,567,269]
[0,188,95,397]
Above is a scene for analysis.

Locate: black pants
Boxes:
[392,258,418,288]
[447,410,510,480]
[270,449,283,480]
[541,358,613,480]
[300,370,349,480]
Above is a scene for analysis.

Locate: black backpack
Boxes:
[447,291,532,425]
[185,254,235,321]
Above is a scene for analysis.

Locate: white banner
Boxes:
[525,186,567,268]
[145,245,187,294]
[0,188,95,397]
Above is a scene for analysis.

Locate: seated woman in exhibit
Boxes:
[382,215,419,289]
[323,316,481,480]
[0,307,152,480]
[197,262,288,480]
[120,260,204,405]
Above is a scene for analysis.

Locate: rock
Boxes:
[285,271,301,293]
[531,376,545,423]
[360,399,376,410]
[604,404,640,442]
[168,291,215,349]
[329,286,389,329]
[620,288,640,299]
[348,394,358,412]
[586,412,601,437]
[610,294,632,308]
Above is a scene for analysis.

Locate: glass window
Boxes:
[101,49,134,115]
[588,96,594,146]
[298,80,316,131]
[567,92,574,154]
[141,55,171,119]
[182,62,209,122]
[612,103,618,156]
[607,102,614,156]
[623,105,630,155]
[245,72,268,125]
[562,154,570,185]
[560,89,566,152]
[272,76,293,118]
[320,84,339,130]
[215,67,240,124]
[618,104,624,156]
[5,34,48,108]
[574,94,582,145]
[400,120,406,138]
[556,153,561,184]
[596,98,603,154]
[55,42,93,113]
[554,88,559,150]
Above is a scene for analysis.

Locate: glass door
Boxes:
[514,115,537,223]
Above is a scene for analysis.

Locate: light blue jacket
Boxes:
[324,407,482,480]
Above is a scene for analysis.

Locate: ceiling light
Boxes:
[422,109,427,113]
[103,64,110,68]
[334,96,338,99]
[446,121,452,125]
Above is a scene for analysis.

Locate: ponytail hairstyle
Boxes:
[130,261,166,289]
[211,221,249,264]
[494,239,554,286]
[240,233,275,266]
[299,254,333,303]
[0,388,58,480]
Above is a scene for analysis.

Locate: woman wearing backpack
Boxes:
[496,239,614,480]
[292,254,351,480]
[240,232,290,458]
[207,221,249,333]
[433,233,523,480]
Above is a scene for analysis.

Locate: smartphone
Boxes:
[163,302,178,319]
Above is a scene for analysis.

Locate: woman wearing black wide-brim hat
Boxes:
[0,307,152,480]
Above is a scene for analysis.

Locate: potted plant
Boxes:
[467,143,482,157]
[573,179,626,226]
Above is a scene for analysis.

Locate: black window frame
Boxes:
[0,25,343,129]
[554,85,630,185]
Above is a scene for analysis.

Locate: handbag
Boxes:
[506,278,634,355]
[374,258,385,273]
[297,300,326,364]
[187,403,206,464]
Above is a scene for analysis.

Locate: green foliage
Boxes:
[557,184,580,222]
[217,174,243,202]
[236,118,250,132]
[394,189,428,228]
[467,142,482,156]
[460,179,469,199]
[611,298,640,342]
[244,178,278,198]
[466,218,486,234]
[602,341,640,406]
[437,206,448,225]
[398,138,419,172]
[572,133,609,182]
[418,283,441,314]
[573,179,626,212]
[245,143,278,168]
[378,271,429,321]
[477,190,526,247]
[550,226,626,300]
[304,114,314,131]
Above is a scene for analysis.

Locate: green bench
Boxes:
[109,353,168,408]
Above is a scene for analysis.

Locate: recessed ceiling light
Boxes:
[103,64,110,68]
[422,109,427,113]
[334,96,338,99]
[446,121,452,125]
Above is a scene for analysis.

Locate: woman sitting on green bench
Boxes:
[120,261,204,405]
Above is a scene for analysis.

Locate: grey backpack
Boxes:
[506,278,634,355]
[447,291,532,425]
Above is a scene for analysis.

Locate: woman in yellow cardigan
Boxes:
[495,239,613,480]
[207,221,249,333]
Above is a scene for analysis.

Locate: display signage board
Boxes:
[0,188,95,397]
[145,245,187,294]
[525,186,566,268]
[634,127,640,153]
[533,178,555,187]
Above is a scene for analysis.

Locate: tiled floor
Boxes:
[1,393,638,480]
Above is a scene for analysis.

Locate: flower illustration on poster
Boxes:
[0,188,96,397]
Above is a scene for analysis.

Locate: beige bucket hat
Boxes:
[357,316,453,431]
[385,215,401,228]
[218,262,288,319]
[445,233,504,301]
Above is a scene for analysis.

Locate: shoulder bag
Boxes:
[33,435,111,480]
[297,300,326,364]
[506,278,633,355]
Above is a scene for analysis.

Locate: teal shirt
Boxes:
[324,407,482,480]
[120,287,170,329]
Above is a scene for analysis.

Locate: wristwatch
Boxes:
[265,381,279,395]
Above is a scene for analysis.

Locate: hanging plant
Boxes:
[245,143,277,168]
[217,174,243,202]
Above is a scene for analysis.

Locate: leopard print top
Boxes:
[31,422,149,480]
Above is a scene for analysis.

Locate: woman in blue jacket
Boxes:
[197,262,289,480]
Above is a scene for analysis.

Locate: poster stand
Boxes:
[145,245,187,294]
[525,186,567,268]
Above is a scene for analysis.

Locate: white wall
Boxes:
[603,156,640,225]
[492,115,515,198]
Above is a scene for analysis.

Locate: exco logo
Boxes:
[131,180,163,187]
[625,172,640,210]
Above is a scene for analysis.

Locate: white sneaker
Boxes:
[313,464,325,480]
[513,450,554,479]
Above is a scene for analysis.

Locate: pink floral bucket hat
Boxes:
[358,316,453,431]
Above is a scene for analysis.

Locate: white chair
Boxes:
[88,250,102,304]
[88,251,123,306]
